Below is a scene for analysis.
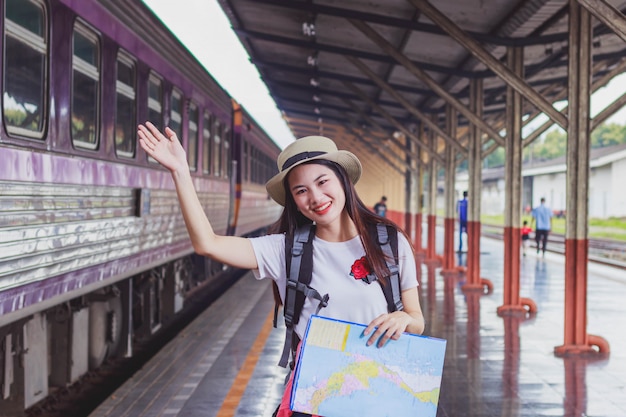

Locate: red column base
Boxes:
[462,278,493,295]
[497,305,527,317]
[425,256,442,268]
[497,297,538,317]
[440,268,461,277]
[555,333,610,356]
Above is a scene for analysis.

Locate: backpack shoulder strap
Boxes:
[278,224,329,368]
[376,223,404,312]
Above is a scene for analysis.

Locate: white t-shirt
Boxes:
[250,232,418,340]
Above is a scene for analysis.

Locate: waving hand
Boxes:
[138,122,187,174]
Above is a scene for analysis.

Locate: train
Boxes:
[0,0,282,414]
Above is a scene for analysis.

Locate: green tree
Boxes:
[524,128,566,162]
[521,121,626,164]
[591,123,626,148]
[484,146,505,168]
[539,128,567,159]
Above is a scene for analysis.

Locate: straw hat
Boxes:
[265,136,362,206]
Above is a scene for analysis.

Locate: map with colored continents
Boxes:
[291,315,447,417]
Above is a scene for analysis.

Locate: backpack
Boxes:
[274,222,404,368]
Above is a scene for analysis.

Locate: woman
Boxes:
[137,122,425,414]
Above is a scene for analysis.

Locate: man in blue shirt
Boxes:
[531,198,553,256]
[374,196,388,217]
[457,191,468,252]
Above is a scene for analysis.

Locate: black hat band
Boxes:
[281,151,326,171]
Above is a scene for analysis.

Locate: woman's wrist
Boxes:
[171,164,192,182]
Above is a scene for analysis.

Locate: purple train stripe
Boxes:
[0,147,229,194]
[0,240,193,317]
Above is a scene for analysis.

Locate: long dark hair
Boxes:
[268,159,414,285]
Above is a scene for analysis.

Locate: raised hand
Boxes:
[138,122,188,173]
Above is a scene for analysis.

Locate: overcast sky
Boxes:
[141,0,296,149]
[142,0,626,147]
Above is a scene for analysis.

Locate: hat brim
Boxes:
[266,150,362,206]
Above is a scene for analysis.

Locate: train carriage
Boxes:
[0,0,281,414]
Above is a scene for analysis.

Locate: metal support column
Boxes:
[414,124,425,256]
[405,132,419,246]
[426,123,440,265]
[463,78,493,293]
[414,163,425,255]
[404,133,414,241]
[555,1,609,356]
[498,46,537,316]
[442,105,458,273]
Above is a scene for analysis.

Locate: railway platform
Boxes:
[89,233,626,417]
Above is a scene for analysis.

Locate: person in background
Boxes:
[373,196,388,217]
[456,191,468,252]
[521,220,532,256]
[531,197,553,256]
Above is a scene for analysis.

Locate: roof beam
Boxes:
[233,28,476,77]
[406,0,568,131]
[341,123,409,175]
[577,0,626,43]
[346,55,469,155]
[252,59,436,96]
[342,80,445,164]
[265,78,419,110]
[523,58,626,143]
[349,18,505,148]
[340,98,424,167]
[250,0,570,47]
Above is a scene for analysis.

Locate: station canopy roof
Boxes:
[217,0,626,164]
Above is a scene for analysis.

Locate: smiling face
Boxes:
[287,162,348,229]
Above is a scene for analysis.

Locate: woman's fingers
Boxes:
[164,126,177,141]
[144,121,163,140]
[138,124,169,161]
[364,313,407,347]
[138,122,179,146]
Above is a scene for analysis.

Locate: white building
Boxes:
[453,143,626,219]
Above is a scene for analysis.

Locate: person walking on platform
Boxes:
[456,191,468,252]
[137,122,425,417]
[531,198,553,256]
[521,220,532,256]
[373,195,388,217]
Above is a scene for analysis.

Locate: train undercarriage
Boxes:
[0,254,232,416]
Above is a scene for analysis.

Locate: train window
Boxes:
[202,111,212,175]
[223,127,231,179]
[114,52,136,158]
[254,147,260,183]
[72,23,100,150]
[267,155,275,183]
[187,102,198,171]
[169,88,183,140]
[213,120,221,177]
[243,141,249,182]
[249,145,256,183]
[255,147,261,183]
[146,73,163,164]
[3,0,47,139]
[147,73,163,129]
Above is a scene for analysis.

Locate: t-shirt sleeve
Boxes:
[248,233,286,282]
[397,232,418,290]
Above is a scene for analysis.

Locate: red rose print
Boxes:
[350,256,372,280]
